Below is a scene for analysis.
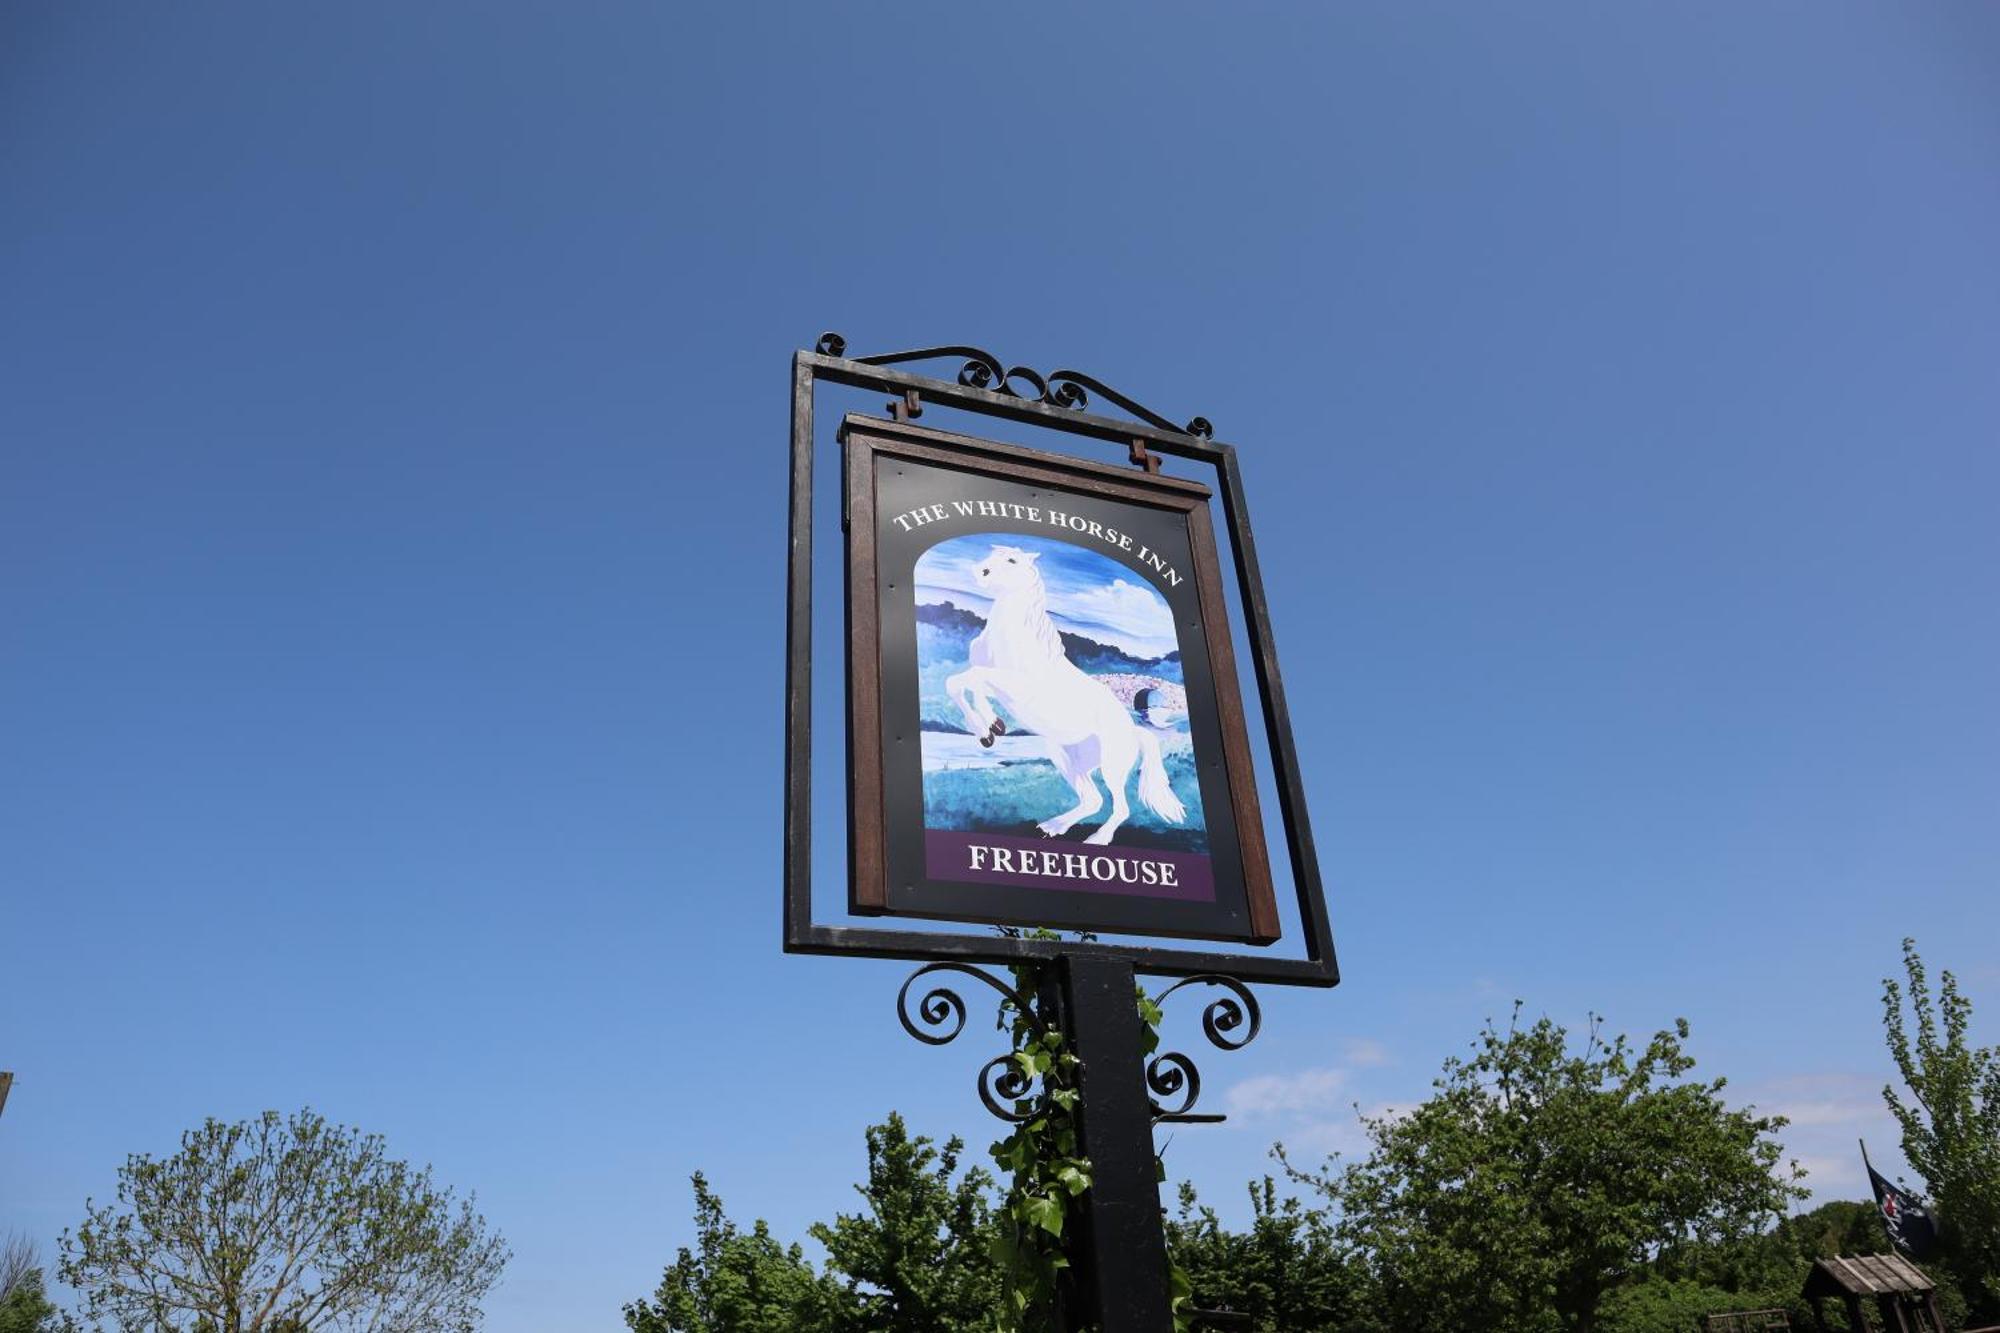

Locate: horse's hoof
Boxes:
[979,735,994,749]
[990,718,1007,736]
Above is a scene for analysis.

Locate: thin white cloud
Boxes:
[1226,1063,1913,1209]
[1756,1072,1882,1118]
[1793,1154,1865,1194]
[1285,1116,1369,1159]
[1771,1095,1882,1130]
[1738,1073,1913,1205]
[1289,1097,1410,1156]
[1225,1067,1348,1118]
[1344,1037,1392,1068]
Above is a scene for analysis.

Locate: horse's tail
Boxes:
[1134,727,1186,825]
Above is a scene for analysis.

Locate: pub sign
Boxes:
[845,417,1281,945]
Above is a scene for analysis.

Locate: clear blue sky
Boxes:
[4,4,1997,1329]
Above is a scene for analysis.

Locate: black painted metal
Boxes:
[1059,954,1175,1332]
[1145,1050,1204,1120]
[831,339,1217,440]
[1144,974,1263,1126]
[892,958,1269,1322]
[796,336,1333,1322]
[784,336,1341,988]
[895,961,1038,1047]
[1153,974,1262,1049]
[893,961,1049,1122]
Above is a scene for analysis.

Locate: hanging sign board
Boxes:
[844,416,1281,944]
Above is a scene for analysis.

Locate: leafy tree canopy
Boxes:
[1883,938,2000,1319]
[808,1113,999,1333]
[1595,1200,1958,1333]
[1282,1005,1805,1333]
[1165,1177,1369,1333]
[0,1271,71,1333]
[626,1117,1004,1333]
[623,1174,841,1333]
[1,1236,74,1333]
[59,1109,507,1333]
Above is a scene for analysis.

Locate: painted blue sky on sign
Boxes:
[915,531,1179,660]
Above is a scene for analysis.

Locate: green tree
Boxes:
[1639,1198,1868,1297]
[1594,1278,1762,1333]
[1774,1200,1884,1267]
[808,1113,1000,1332]
[1599,1197,1971,1333]
[0,1270,70,1333]
[1594,1203,1860,1333]
[59,1109,508,1333]
[1165,1178,1373,1333]
[623,1174,843,1333]
[1284,1006,1804,1333]
[1883,938,2000,1319]
[1,1236,74,1333]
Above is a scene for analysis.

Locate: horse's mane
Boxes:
[1020,578,1066,662]
[991,570,1067,666]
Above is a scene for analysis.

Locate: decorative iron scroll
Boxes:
[1144,974,1262,1123]
[815,332,1214,440]
[895,962,1047,1122]
[896,964,1261,1123]
[1145,1050,1204,1119]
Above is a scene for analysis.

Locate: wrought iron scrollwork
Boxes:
[813,333,1213,440]
[977,1054,1038,1122]
[896,961,1034,1045]
[1155,973,1261,1050]
[895,963,1045,1122]
[1145,974,1262,1123]
[895,964,1262,1125]
[1145,1050,1203,1119]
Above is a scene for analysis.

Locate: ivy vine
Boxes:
[983,936,1196,1332]
[986,958,1086,1330]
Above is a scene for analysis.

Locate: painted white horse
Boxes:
[945,544,1187,846]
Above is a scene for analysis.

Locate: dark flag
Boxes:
[1864,1142,1939,1260]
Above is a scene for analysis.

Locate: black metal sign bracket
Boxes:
[789,333,1339,1329]
[897,957,1264,1330]
[785,333,1339,987]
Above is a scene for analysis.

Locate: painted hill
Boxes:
[915,601,1184,681]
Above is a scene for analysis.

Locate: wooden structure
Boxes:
[1703,1310,1791,1333]
[1803,1253,1946,1333]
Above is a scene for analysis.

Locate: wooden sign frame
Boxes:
[844,417,1281,945]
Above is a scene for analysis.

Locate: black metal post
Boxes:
[1059,953,1173,1332]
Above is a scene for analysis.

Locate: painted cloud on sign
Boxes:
[915,535,1179,660]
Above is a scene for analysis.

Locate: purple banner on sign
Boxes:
[925,830,1215,903]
